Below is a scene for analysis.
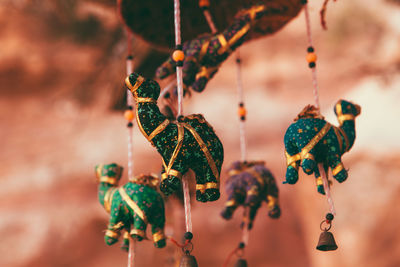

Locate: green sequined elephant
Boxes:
[95,163,166,249]
[283,100,361,194]
[125,73,224,202]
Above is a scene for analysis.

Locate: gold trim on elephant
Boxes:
[152,230,165,243]
[125,75,144,94]
[267,195,278,209]
[332,162,344,176]
[130,228,148,240]
[181,122,220,183]
[104,188,117,213]
[105,229,120,239]
[118,187,148,224]
[285,123,331,171]
[225,199,237,207]
[137,97,157,104]
[148,119,170,141]
[99,176,117,185]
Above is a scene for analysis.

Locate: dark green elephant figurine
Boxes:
[96,163,166,249]
[283,100,361,194]
[221,161,280,230]
[125,73,224,202]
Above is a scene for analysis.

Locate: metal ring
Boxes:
[182,241,194,254]
[320,220,332,231]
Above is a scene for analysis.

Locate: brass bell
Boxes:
[316,230,338,251]
[234,258,248,267]
[179,254,198,267]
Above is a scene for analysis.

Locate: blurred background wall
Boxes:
[1,0,400,266]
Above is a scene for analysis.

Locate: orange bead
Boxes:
[238,107,247,117]
[172,50,185,62]
[306,52,317,63]
[124,110,134,121]
[199,0,210,8]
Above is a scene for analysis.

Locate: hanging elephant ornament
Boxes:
[125,73,224,202]
[221,161,281,229]
[283,100,361,194]
[155,3,303,93]
[95,163,166,249]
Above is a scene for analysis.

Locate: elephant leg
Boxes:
[284,142,300,184]
[327,153,348,183]
[105,201,124,246]
[191,164,208,202]
[265,177,281,218]
[301,151,317,175]
[284,164,299,184]
[120,230,130,252]
[160,161,187,196]
[243,186,262,230]
[151,225,166,248]
[221,191,244,220]
[130,213,147,242]
[204,167,220,202]
[313,167,326,195]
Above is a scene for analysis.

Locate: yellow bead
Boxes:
[238,107,247,117]
[172,50,185,62]
[124,110,134,121]
[199,0,210,8]
[306,52,317,63]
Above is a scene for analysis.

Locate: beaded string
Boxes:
[303,1,336,216]
[172,0,193,235]
[117,1,137,264]
[124,31,137,267]
[235,51,248,163]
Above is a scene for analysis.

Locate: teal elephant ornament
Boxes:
[125,73,224,202]
[95,163,166,249]
[283,100,361,194]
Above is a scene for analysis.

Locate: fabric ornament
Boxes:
[95,163,166,249]
[283,100,361,194]
[221,161,281,229]
[125,73,224,202]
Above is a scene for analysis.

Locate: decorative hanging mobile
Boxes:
[282,0,361,251]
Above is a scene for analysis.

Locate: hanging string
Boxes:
[127,237,136,267]
[173,0,193,236]
[173,0,184,117]
[235,50,248,162]
[303,2,335,215]
[304,3,321,110]
[118,0,137,261]
[182,176,193,233]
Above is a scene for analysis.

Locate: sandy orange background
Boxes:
[1,0,400,266]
